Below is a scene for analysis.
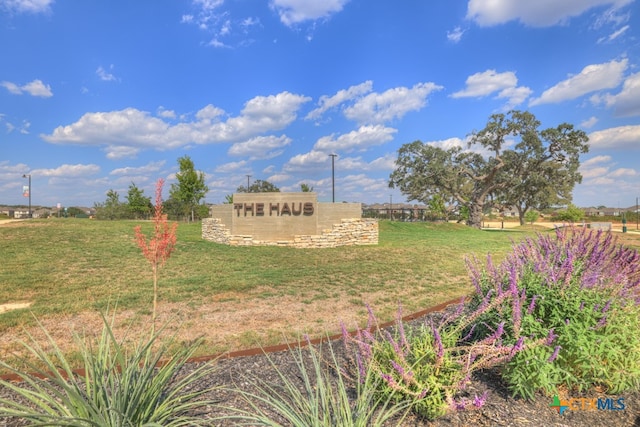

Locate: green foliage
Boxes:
[300,183,314,192]
[126,182,152,219]
[467,228,640,399]
[236,179,280,193]
[224,339,409,426]
[224,194,233,204]
[344,299,530,420]
[66,206,87,217]
[0,313,218,426]
[524,210,539,224]
[555,204,585,222]
[502,280,640,398]
[95,189,127,220]
[389,111,589,229]
[169,156,209,222]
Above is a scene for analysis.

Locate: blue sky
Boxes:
[1,0,639,209]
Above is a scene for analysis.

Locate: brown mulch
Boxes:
[1,305,639,426]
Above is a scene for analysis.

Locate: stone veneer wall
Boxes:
[202,217,378,248]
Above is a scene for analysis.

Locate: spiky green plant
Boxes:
[0,313,217,426]
[221,338,410,426]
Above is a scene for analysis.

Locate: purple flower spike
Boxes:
[527,295,538,314]
[548,345,561,363]
[473,391,489,408]
[432,325,444,361]
[545,328,558,345]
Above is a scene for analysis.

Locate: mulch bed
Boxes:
[1,301,639,426]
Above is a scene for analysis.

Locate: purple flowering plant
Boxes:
[467,227,640,398]
[341,295,542,420]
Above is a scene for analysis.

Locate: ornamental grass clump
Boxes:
[222,338,411,427]
[0,313,218,426]
[342,300,541,420]
[467,226,640,399]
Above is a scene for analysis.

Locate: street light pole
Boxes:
[329,154,337,203]
[22,174,31,218]
[246,175,251,192]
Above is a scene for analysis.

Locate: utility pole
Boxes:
[246,175,251,192]
[329,154,337,203]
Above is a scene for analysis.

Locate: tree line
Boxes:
[95,110,590,227]
[94,155,311,221]
[94,156,209,221]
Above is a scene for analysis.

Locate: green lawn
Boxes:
[0,219,542,357]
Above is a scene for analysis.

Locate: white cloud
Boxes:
[451,70,530,109]
[214,160,248,173]
[609,167,636,177]
[228,135,292,159]
[266,173,291,183]
[305,81,373,121]
[1,0,54,14]
[466,0,634,27]
[427,137,466,150]
[1,79,53,97]
[314,125,397,153]
[0,81,21,94]
[110,161,166,176]
[284,150,330,172]
[496,86,533,110]
[529,58,628,106]
[96,65,117,82]
[157,107,177,119]
[579,154,638,194]
[592,71,640,117]
[30,163,101,177]
[269,0,351,26]
[41,92,310,158]
[453,70,518,98]
[344,82,443,125]
[183,0,261,48]
[338,174,390,199]
[580,116,599,128]
[0,161,30,180]
[597,24,630,43]
[588,125,640,150]
[105,145,141,160]
[447,26,465,43]
[367,154,397,171]
[581,155,612,167]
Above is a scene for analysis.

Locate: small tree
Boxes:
[300,183,314,192]
[95,189,126,220]
[524,210,539,224]
[556,204,585,222]
[169,156,208,222]
[134,179,177,331]
[126,182,152,219]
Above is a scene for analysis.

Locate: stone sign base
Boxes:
[202,217,378,248]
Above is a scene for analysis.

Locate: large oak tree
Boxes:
[389,111,589,228]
